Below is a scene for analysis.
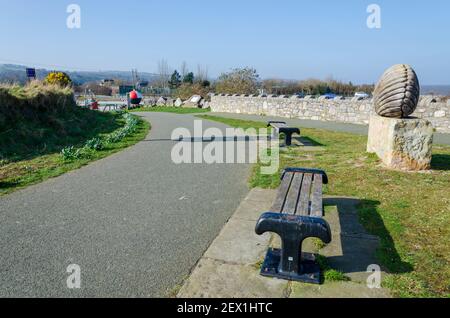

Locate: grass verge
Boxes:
[131,106,210,114]
[199,114,450,298]
[0,112,149,196]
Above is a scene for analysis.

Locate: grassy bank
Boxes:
[198,114,450,298]
[131,106,210,114]
[0,83,150,195]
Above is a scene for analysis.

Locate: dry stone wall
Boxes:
[210,94,450,133]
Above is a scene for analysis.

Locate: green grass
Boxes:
[196,114,267,129]
[131,106,211,114]
[316,255,351,282]
[0,113,150,196]
[199,114,450,298]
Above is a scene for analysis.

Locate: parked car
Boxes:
[354,92,370,99]
[323,93,337,99]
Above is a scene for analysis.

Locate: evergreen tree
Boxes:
[183,72,194,84]
[169,70,181,89]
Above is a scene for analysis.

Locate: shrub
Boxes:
[214,67,259,95]
[174,83,210,100]
[183,72,194,84]
[45,72,72,87]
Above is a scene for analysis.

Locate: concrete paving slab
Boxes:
[232,196,274,222]
[243,187,277,205]
[177,258,289,298]
[203,188,274,265]
[290,281,391,298]
[322,236,385,283]
[324,198,379,237]
[204,218,271,265]
[321,197,389,284]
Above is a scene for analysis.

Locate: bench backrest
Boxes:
[271,171,324,217]
[269,122,288,129]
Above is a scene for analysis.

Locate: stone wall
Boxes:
[210,94,450,133]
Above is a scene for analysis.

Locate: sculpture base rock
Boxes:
[367,115,433,171]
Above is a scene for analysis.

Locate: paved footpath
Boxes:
[0,113,250,297]
[211,113,450,145]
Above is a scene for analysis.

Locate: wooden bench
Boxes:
[101,104,125,112]
[255,167,332,284]
[267,121,300,146]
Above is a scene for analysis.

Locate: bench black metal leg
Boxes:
[261,236,321,284]
[285,133,293,146]
[279,128,300,147]
[279,234,303,277]
[256,213,332,284]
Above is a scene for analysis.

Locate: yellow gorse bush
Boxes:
[44,72,72,87]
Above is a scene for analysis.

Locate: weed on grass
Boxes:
[316,255,350,283]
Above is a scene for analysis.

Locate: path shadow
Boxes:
[431,154,450,171]
[292,136,324,147]
[142,135,324,148]
[143,136,273,143]
[321,197,413,280]
[0,181,19,189]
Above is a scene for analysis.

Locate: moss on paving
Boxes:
[199,114,450,298]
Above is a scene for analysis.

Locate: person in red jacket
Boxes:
[90,99,99,110]
[129,90,143,106]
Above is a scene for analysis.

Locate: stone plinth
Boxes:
[367,115,434,170]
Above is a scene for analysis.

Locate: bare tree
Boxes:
[157,59,170,89]
[180,61,188,78]
[196,64,209,83]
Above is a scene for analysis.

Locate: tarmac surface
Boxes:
[0,112,251,297]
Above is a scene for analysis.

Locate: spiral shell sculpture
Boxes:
[373,64,420,118]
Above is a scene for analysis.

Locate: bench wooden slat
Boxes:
[282,173,304,214]
[310,175,324,217]
[296,173,313,216]
[271,172,294,212]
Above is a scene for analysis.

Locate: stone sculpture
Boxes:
[369,64,433,170]
[373,64,420,118]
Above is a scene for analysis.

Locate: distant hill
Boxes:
[421,85,450,96]
[0,64,159,85]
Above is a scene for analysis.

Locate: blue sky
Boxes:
[1,0,449,84]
